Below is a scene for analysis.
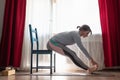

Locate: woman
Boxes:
[47,24,98,74]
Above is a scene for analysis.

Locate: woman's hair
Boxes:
[77,24,92,34]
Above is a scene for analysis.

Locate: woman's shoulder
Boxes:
[54,31,78,36]
[69,31,78,34]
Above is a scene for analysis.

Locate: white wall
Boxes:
[0,0,5,42]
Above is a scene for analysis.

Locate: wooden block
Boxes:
[2,69,15,76]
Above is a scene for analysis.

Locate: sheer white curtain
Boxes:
[21,0,53,70]
[21,0,104,71]
[53,0,101,34]
[53,0,104,70]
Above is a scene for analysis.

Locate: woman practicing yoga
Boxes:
[47,24,98,74]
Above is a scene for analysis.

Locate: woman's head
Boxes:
[77,24,92,38]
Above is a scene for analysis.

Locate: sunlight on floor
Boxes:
[56,54,68,72]
[55,53,83,72]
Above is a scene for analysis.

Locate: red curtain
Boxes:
[98,0,120,67]
[0,0,26,67]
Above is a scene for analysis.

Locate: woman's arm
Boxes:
[73,32,98,67]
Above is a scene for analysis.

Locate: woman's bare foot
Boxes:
[86,65,98,74]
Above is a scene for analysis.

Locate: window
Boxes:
[52,0,101,34]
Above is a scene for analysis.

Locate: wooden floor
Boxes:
[0,68,120,80]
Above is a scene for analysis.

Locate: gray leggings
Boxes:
[47,42,89,70]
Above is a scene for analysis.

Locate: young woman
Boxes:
[47,24,98,74]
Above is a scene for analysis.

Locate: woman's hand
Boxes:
[90,59,98,68]
[87,59,98,73]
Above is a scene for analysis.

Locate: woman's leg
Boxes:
[56,43,98,73]
[47,41,89,70]
[47,41,65,55]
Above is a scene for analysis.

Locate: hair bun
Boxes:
[77,26,80,29]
